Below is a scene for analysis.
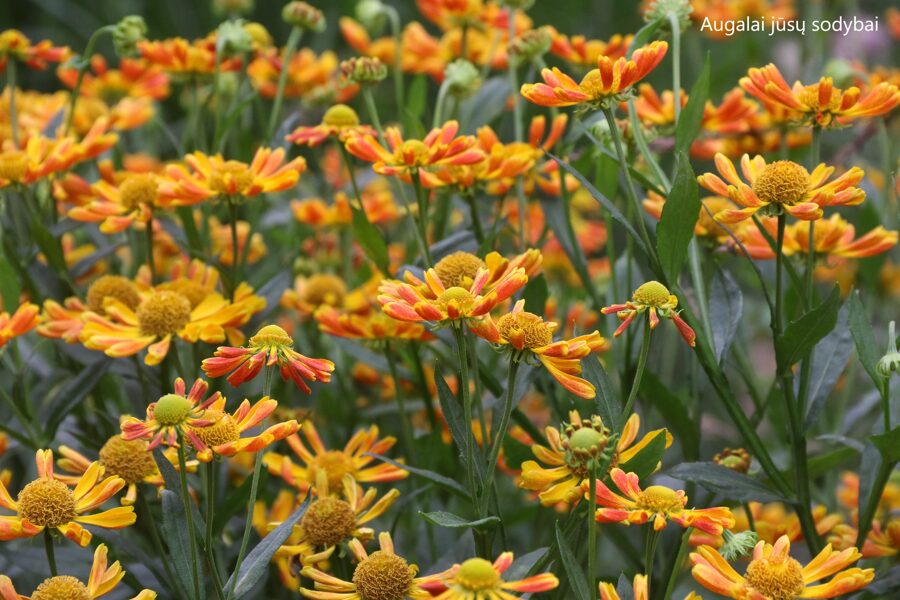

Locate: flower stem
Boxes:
[662,526,692,600]
[227,198,239,301]
[361,86,385,143]
[411,170,434,267]
[588,464,598,600]
[176,429,201,600]
[688,239,713,342]
[44,529,57,576]
[622,317,651,421]
[481,357,520,514]
[452,323,484,553]
[64,25,115,136]
[668,12,682,124]
[145,216,157,284]
[644,526,660,583]
[266,27,303,143]
[204,463,226,599]
[385,342,416,460]
[384,5,404,110]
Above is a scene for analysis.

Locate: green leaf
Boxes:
[709,268,743,364]
[627,18,664,56]
[367,452,469,497]
[407,75,427,119]
[582,355,622,433]
[640,372,699,460]
[656,153,699,283]
[618,429,667,481]
[225,495,311,597]
[161,490,202,600]
[555,521,591,600]
[775,285,841,373]
[502,435,533,471]
[419,511,500,531]
[522,274,548,314]
[0,255,20,312]
[152,449,206,535]
[804,304,852,431]
[435,366,469,458]
[871,426,900,463]
[847,290,881,388]
[351,205,390,274]
[43,360,112,438]
[675,53,711,153]
[668,463,789,503]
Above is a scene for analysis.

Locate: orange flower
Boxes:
[264,421,408,494]
[315,305,435,345]
[57,55,170,101]
[691,535,874,599]
[599,574,649,600]
[741,63,900,127]
[0,29,68,71]
[788,215,898,259]
[829,520,900,558]
[423,552,559,598]
[138,37,240,75]
[486,114,574,197]
[0,303,39,348]
[247,47,356,103]
[643,191,733,243]
[520,41,668,108]
[472,299,605,399]
[68,172,160,233]
[339,17,397,67]
[547,27,632,68]
[602,281,696,347]
[158,147,306,206]
[697,153,866,223]
[287,104,376,147]
[201,324,335,393]
[210,216,267,266]
[0,450,135,546]
[292,180,403,228]
[587,468,735,535]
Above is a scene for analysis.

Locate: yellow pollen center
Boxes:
[250,324,294,348]
[155,280,208,309]
[352,551,414,600]
[496,311,553,348]
[323,103,360,128]
[301,496,357,547]
[434,251,487,288]
[86,275,142,312]
[454,558,501,591]
[118,174,158,210]
[99,435,156,484]
[303,274,347,308]
[568,427,607,453]
[190,411,241,448]
[0,151,28,183]
[153,393,194,427]
[398,140,430,165]
[636,485,682,513]
[136,291,192,337]
[632,281,671,307]
[751,161,810,206]
[17,479,76,528]
[437,287,475,314]
[209,161,254,195]
[745,556,805,600]
[310,451,355,490]
[30,576,90,600]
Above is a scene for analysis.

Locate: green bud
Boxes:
[877,321,900,378]
[643,0,693,33]
[113,15,147,58]
[720,530,759,561]
[356,0,388,31]
[340,56,387,85]
[444,59,481,98]
[282,1,326,32]
[216,19,254,57]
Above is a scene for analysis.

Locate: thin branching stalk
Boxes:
[175,429,201,600]
[588,464,598,600]
[385,341,416,459]
[265,27,303,143]
[64,25,115,136]
[622,318,651,422]
[663,526,693,600]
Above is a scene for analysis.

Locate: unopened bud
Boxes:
[508,27,551,65]
[282,1,326,32]
[713,448,752,474]
[356,0,388,30]
[217,20,254,56]
[720,530,758,561]
[340,56,387,85]
[444,59,481,98]
[643,0,693,32]
[213,0,255,17]
[113,15,147,58]
[877,321,900,378]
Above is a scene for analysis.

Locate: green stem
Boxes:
[145,216,156,284]
[622,318,651,422]
[384,6,404,110]
[663,527,692,600]
[668,12,682,125]
[266,27,303,143]
[627,99,670,190]
[44,529,57,576]
[361,87,385,143]
[227,198,239,301]
[432,80,451,129]
[385,342,416,460]
[464,191,485,244]
[7,59,18,147]
[453,323,483,554]
[588,464,598,600]
[560,175,604,313]
[411,170,434,267]
[482,357,520,513]
[137,491,185,599]
[856,455,895,548]
[65,25,115,135]
[644,526,660,583]
[204,463,227,599]
[688,240,713,342]
[176,430,201,600]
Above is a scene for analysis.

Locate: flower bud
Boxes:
[113,15,147,58]
[340,56,387,85]
[509,27,551,66]
[216,20,254,57]
[243,22,272,49]
[713,448,752,474]
[876,320,900,378]
[560,412,615,474]
[720,530,758,561]
[356,0,388,31]
[643,0,693,32]
[500,0,534,9]
[444,59,481,98]
[282,1,326,32]
[213,0,254,17]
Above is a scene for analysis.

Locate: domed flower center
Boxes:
[398,140,430,166]
[30,575,90,600]
[568,427,607,453]
[497,311,553,348]
[250,324,294,348]
[136,291,192,337]
[310,451,354,490]
[0,151,28,183]
[437,287,475,314]
[301,496,357,547]
[751,161,810,206]
[118,173,158,210]
[636,485,682,513]
[434,251,487,288]
[352,551,414,600]
[190,411,241,448]
[155,279,208,308]
[745,555,805,600]
[454,557,501,591]
[153,393,194,427]
[323,103,360,128]
[99,435,155,484]
[209,161,254,196]
[303,274,347,308]
[632,281,671,307]
[86,275,142,312]
[17,479,76,528]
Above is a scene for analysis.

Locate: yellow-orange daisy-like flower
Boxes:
[210,216,267,266]
[472,299,606,399]
[520,41,668,108]
[121,377,222,450]
[300,531,450,600]
[287,104,376,147]
[248,47,357,103]
[0,543,155,599]
[599,574,648,600]
[0,303,39,348]
[602,281,696,347]
[57,55,170,102]
[292,186,403,229]
[588,468,735,535]
[158,147,305,207]
[547,27,631,68]
[0,450,135,547]
[253,490,305,590]
[0,29,68,72]
[644,192,734,243]
[690,502,842,549]
[691,534,874,599]
[281,273,359,320]
[698,153,866,223]
[315,305,435,346]
[345,120,485,178]
[423,552,559,599]
[138,37,241,75]
[520,411,671,506]
[829,520,900,558]
[264,421,408,494]
[741,63,900,127]
[201,324,335,393]
[68,172,160,234]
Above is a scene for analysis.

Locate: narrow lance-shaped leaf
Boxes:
[555,521,591,600]
[656,152,700,283]
[775,285,841,373]
[675,53,711,153]
[847,290,882,389]
[419,511,500,531]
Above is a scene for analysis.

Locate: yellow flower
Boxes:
[426,552,559,599]
[602,281,696,346]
